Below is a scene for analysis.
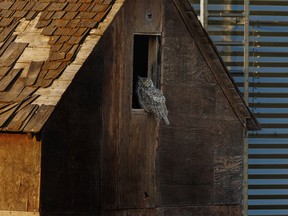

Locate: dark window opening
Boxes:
[132,35,160,109]
[132,35,149,109]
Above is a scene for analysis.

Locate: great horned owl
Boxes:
[137,76,170,125]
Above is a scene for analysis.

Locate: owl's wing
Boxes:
[146,88,169,118]
[146,88,166,103]
[137,85,170,125]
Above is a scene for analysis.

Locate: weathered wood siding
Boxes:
[40,41,103,215]
[36,0,244,215]
[40,0,162,214]
[98,0,162,211]
[0,133,41,214]
[157,0,244,215]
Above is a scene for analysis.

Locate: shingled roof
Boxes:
[0,0,123,132]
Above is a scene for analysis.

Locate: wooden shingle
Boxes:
[0,0,122,132]
[44,69,63,80]
[43,66,66,81]
[26,61,44,86]
[42,61,62,70]
[92,4,111,12]
[64,3,82,12]
[12,10,28,18]
[76,12,96,19]
[102,0,113,4]
[68,35,84,45]
[58,43,72,52]
[0,102,19,127]
[0,34,16,57]
[48,35,60,45]
[66,19,81,28]
[62,11,79,20]
[49,51,66,61]
[47,3,68,11]
[22,2,35,11]
[93,11,107,22]
[18,94,39,110]
[78,0,94,3]
[31,2,50,11]
[0,69,22,92]
[42,25,57,36]
[0,42,27,66]
[0,2,14,10]
[0,10,15,18]
[25,11,38,20]
[35,19,51,28]
[64,44,79,61]
[77,19,97,28]
[34,78,53,88]
[50,19,69,28]
[15,86,38,101]
[51,11,66,19]
[57,35,71,44]
[41,11,55,20]
[54,27,79,36]
[23,104,54,132]
[0,77,25,102]
[0,67,10,77]
[75,27,89,37]
[0,17,14,27]
[51,43,63,52]
[0,102,12,110]
[5,104,38,131]
[0,102,18,115]
[5,94,37,121]
[78,3,91,12]
[0,21,18,42]
[10,1,28,11]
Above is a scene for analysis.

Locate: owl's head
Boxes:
[138,76,154,88]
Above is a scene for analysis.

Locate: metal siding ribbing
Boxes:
[190,0,288,215]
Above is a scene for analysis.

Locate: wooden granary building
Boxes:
[0,0,259,215]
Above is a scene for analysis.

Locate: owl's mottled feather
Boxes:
[137,77,170,125]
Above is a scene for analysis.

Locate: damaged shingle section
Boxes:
[0,0,124,132]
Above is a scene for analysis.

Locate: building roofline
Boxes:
[172,0,260,130]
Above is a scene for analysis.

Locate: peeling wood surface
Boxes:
[0,134,41,212]
[0,0,124,132]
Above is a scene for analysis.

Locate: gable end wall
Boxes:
[156,1,244,215]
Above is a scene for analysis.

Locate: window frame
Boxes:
[132,33,161,110]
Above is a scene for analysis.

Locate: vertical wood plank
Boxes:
[119,113,158,208]
[158,0,245,213]
[101,0,162,210]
